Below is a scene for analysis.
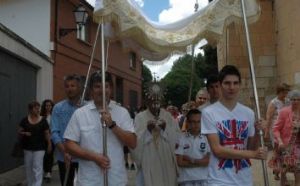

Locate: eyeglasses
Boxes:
[198,97,207,100]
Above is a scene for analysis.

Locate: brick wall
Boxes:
[51,0,142,108]
[217,0,277,116]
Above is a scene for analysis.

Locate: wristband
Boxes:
[109,121,117,129]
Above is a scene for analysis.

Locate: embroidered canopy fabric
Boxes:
[94,0,260,61]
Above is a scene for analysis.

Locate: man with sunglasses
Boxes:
[64,72,136,185]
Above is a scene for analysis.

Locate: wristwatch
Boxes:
[109,121,117,129]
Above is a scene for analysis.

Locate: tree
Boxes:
[195,45,218,79]
[161,54,204,108]
[142,64,152,85]
[161,45,218,108]
[142,64,153,99]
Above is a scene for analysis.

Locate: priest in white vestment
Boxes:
[131,82,181,186]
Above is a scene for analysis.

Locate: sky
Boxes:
[86,0,209,79]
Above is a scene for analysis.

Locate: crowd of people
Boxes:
[16,65,300,186]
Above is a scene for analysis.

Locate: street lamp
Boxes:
[194,0,199,12]
[59,4,88,38]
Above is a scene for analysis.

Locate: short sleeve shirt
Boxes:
[20,117,49,151]
[201,101,255,186]
[175,133,210,183]
[64,100,135,186]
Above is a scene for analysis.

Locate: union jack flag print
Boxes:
[216,119,251,173]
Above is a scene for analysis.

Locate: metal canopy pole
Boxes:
[240,0,269,185]
[188,45,195,101]
[63,23,102,186]
[80,23,101,105]
[101,19,108,186]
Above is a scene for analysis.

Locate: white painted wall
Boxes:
[0,28,53,101]
[0,0,51,56]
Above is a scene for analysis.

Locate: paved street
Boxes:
[0,151,294,186]
[41,165,136,186]
[40,152,296,186]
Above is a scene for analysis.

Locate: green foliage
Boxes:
[161,45,218,108]
[142,64,153,99]
[142,64,152,84]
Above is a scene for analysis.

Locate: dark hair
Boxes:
[206,75,219,89]
[218,65,241,83]
[28,101,40,111]
[89,71,113,89]
[40,99,54,117]
[186,109,201,121]
[276,83,290,94]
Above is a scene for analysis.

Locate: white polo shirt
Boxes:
[175,133,210,183]
[64,100,135,186]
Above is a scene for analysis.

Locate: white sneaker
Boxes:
[45,172,52,179]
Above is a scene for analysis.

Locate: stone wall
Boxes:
[274,0,300,87]
[217,0,276,116]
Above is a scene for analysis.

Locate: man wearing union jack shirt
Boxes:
[201,65,267,186]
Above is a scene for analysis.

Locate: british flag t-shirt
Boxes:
[201,101,255,186]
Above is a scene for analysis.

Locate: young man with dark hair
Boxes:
[205,74,220,104]
[51,74,83,186]
[201,65,267,186]
[64,71,136,185]
[176,109,210,186]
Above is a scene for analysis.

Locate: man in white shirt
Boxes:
[201,65,267,186]
[64,72,137,186]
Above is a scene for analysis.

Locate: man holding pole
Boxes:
[201,65,267,186]
[64,71,136,185]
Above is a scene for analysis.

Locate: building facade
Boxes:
[51,0,142,109]
[0,23,53,172]
[0,0,142,172]
[217,0,300,115]
[0,0,142,108]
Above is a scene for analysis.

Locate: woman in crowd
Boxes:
[265,83,290,146]
[18,101,52,186]
[265,83,290,180]
[40,99,55,181]
[270,90,300,186]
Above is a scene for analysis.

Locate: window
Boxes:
[77,23,89,42]
[129,52,136,70]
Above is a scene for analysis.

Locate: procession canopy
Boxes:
[94,0,260,61]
